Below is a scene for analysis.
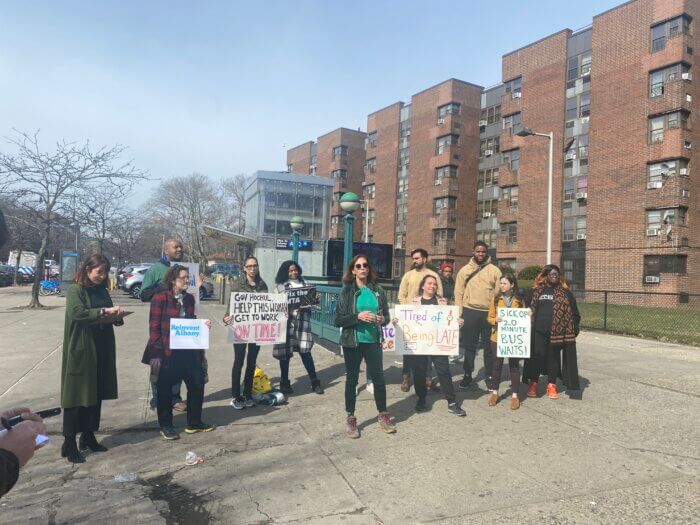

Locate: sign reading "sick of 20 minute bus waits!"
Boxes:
[496,307,531,358]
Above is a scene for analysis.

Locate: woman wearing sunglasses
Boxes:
[334,254,396,438]
[223,256,268,410]
[522,264,581,399]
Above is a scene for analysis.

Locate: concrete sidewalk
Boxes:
[0,286,698,524]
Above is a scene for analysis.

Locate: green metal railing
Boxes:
[306,278,400,345]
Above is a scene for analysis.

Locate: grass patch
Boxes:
[578,301,700,346]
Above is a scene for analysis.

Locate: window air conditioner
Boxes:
[437,118,445,124]
[687,94,693,102]
[679,168,688,175]
[647,181,663,189]
[684,142,692,149]
[646,228,660,236]
[435,179,442,185]
[576,192,587,200]
[645,275,660,283]
[483,212,491,218]
[682,72,692,80]
[479,120,488,127]
[484,149,493,157]
[577,232,587,240]
[512,91,522,99]
[581,116,590,124]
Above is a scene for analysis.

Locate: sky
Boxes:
[1,0,620,203]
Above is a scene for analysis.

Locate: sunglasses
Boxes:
[548,272,560,277]
[354,263,369,269]
[245,265,258,269]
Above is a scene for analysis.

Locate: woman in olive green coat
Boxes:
[61,254,124,463]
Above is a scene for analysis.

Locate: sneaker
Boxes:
[244,397,255,408]
[400,373,411,392]
[458,375,472,390]
[280,382,294,395]
[449,355,461,364]
[527,381,538,398]
[230,397,246,410]
[377,412,397,434]
[488,392,499,407]
[184,422,215,434]
[160,426,180,441]
[546,383,558,400]
[447,402,466,417]
[345,416,360,439]
[311,379,324,395]
[415,399,427,412]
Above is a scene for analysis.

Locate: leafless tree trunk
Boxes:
[0,130,147,307]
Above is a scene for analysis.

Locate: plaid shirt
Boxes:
[142,289,197,365]
[273,281,315,359]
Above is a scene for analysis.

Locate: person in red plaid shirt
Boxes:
[142,265,214,440]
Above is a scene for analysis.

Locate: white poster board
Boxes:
[229,292,287,344]
[170,319,209,350]
[496,307,531,358]
[181,262,201,314]
[394,305,460,356]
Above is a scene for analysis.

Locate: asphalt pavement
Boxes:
[0,286,698,524]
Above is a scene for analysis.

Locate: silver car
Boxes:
[122,265,152,299]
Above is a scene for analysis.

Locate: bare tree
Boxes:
[149,173,222,265]
[75,185,129,255]
[0,130,147,307]
[220,173,248,234]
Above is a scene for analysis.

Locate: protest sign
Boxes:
[496,307,531,358]
[170,319,209,350]
[394,305,460,356]
[381,324,396,352]
[284,286,319,310]
[229,292,287,344]
[181,262,201,314]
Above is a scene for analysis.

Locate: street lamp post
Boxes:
[516,127,554,265]
[339,192,361,270]
[289,216,304,263]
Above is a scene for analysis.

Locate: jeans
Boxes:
[430,355,456,403]
[157,351,205,428]
[232,343,260,399]
[280,351,318,384]
[460,308,493,380]
[343,342,387,415]
[489,342,521,393]
[404,355,428,401]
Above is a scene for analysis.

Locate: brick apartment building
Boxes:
[287,128,366,240]
[286,0,699,300]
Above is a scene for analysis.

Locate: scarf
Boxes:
[502,294,514,308]
[532,285,576,344]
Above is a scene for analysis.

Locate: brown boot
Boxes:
[488,392,499,406]
[400,373,411,392]
[426,377,440,392]
[511,397,520,410]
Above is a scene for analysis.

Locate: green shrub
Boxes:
[518,265,543,280]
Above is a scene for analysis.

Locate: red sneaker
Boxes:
[527,381,538,398]
[546,383,558,400]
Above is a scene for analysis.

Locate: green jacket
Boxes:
[140,260,170,302]
[61,283,119,408]
[334,281,390,348]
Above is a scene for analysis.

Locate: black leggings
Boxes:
[280,352,318,384]
[232,343,260,399]
[489,342,521,393]
[404,355,428,401]
[529,332,562,384]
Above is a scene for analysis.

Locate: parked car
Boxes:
[199,280,214,300]
[0,265,14,287]
[121,266,152,299]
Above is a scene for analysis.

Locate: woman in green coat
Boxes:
[61,254,124,463]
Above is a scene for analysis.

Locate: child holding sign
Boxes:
[487,274,528,410]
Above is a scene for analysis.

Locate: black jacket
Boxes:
[0,449,19,498]
[334,281,390,348]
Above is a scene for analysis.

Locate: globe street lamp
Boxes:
[289,216,304,263]
[516,127,554,265]
[339,192,360,270]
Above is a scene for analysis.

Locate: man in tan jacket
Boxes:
[454,241,502,389]
[397,248,443,391]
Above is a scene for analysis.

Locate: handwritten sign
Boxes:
[381,325,396,352]
[181,262,201,314]
[496,307,531,358]
[229,292,287,344]
[170,319,209,350]
[394,305,460,356]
